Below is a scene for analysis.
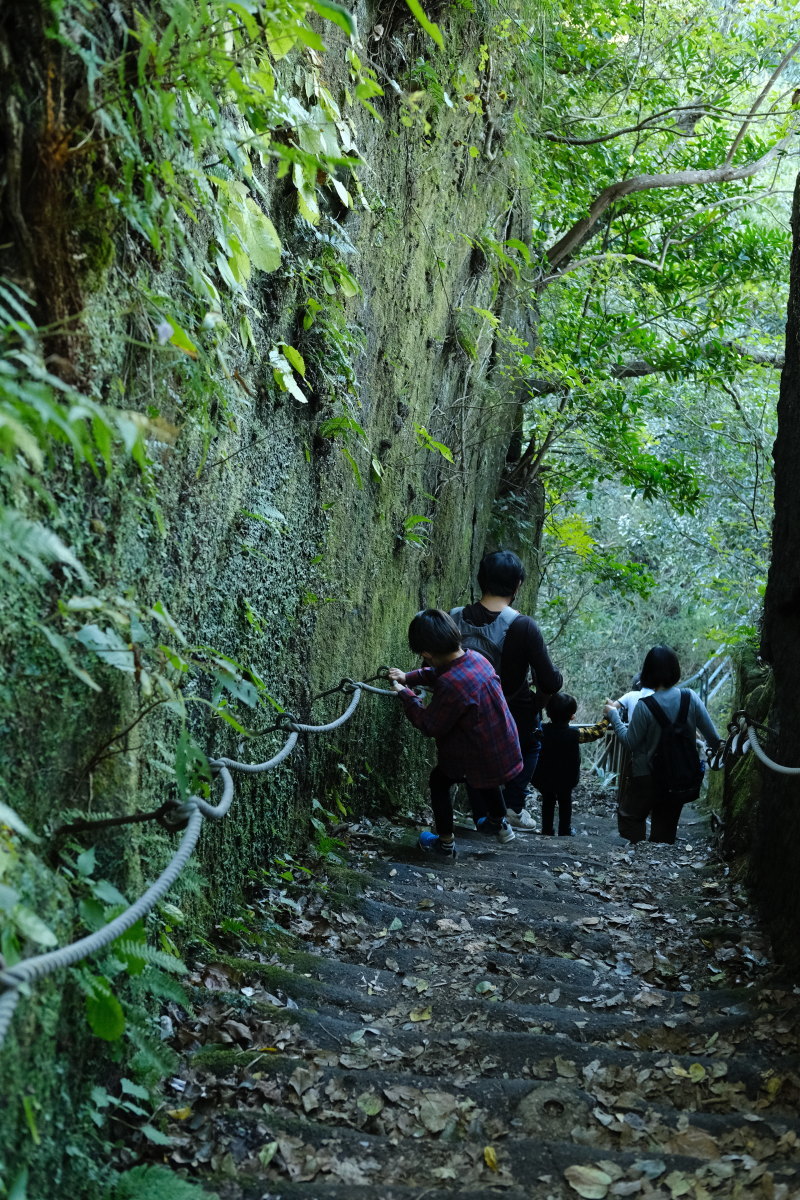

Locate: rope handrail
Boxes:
[735,713,800,776]
[4,662,792,1050]
[0,674,394,1049]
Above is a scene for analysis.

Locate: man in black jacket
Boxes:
[451,550,562,829]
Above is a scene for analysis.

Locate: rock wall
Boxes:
[0,2,539,1186]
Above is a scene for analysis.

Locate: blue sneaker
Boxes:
[476,817,516,844]
[418,832,457,859]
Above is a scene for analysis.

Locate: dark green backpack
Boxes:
[642,690,705,804]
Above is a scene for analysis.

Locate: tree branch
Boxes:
[541,105,706,146]
[544,133,798,275]
[538,249,668,286]
[526,342,785,396]
[724,36,800,165]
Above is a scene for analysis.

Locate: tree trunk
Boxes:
[757,169,800,966]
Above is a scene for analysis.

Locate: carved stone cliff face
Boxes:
[0,7,540,1177]
[0,5,530,897]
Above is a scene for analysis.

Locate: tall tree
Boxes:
[757,170,800,967]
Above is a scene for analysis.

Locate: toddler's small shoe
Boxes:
[418,831,457,859]
[505,808,537,830]
[476,817,516,844]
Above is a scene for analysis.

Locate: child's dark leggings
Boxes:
[430,764,506,838]
[540,789,573,836]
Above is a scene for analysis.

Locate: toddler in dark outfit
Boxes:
[533,693,609,836]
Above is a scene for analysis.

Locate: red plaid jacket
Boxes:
[399,649,522,787]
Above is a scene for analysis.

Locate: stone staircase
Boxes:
[163,792,800,1199]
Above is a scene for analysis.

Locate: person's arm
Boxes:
[577,716,611,744]
[607,698,650,750]
[398,676,464,739]
[527,620,563,695]
[690,691,722,748]
[404,666,436,689]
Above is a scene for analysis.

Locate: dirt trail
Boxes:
[162,790,800,1199]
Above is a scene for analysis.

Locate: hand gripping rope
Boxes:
[0,670,398,1048]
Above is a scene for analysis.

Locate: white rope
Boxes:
[0,677,392,1047]
[0,808,204,992]
[289,687,362,731]
[741,717,800,776]
[210,731,298,773]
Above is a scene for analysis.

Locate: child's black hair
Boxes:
[408,609,462,656]
[545,692,578,724]
[639,645,681,690]
[477,549,525,598]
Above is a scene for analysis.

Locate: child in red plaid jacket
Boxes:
[388,609,522,859]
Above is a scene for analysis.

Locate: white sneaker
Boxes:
[476,817,516,844]
[505,808,537,830]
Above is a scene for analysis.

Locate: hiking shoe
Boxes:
[418,831,457,859]
[476,817,516,844]
[505,808,537,830]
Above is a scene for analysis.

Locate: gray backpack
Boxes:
[449,605,520,671]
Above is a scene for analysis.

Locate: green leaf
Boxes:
[8,1167,28,1200]
[140,1123,173,1146]
[308,0,357,38]
[85,978,126,1041]
[120,1078,150,1100]
[12,906,58,948]
[415,425,454,462]
[74,624,136,673]
[38,625,102,692]
[281,344,306,377]
[505,238,531,264]
[404,0,444,47]
[158,319,198,359]
[174,729,211,802]
[0,801,39,842]
[228,196,282,273]
[340,445,363,488]
[93,878,128,906]
[76,847,96,877]
[0,509,89,584]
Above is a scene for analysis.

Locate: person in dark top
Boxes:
[533,693,609,835]
[451,551,562,828]
[388,609,522,858]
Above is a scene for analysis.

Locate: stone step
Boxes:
[165,802,800,1200]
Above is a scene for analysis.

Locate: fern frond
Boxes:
[112,1164,218,1200]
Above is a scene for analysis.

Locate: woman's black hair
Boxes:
[477,550,525,598]
[639,645,681,690]
[408,609,462,656]
[545,692,578,723]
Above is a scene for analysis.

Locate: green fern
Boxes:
[111,1165,218,1200]
[138,967,193,1009]
[126,1016,179,1078]
[114,940,188,974]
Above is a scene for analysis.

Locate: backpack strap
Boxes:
[449,605,519,631]
[494,605,519,632]
[642,690,692,729]
[641,693,670,728]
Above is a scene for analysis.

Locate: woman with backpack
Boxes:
[603,646,722,844]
